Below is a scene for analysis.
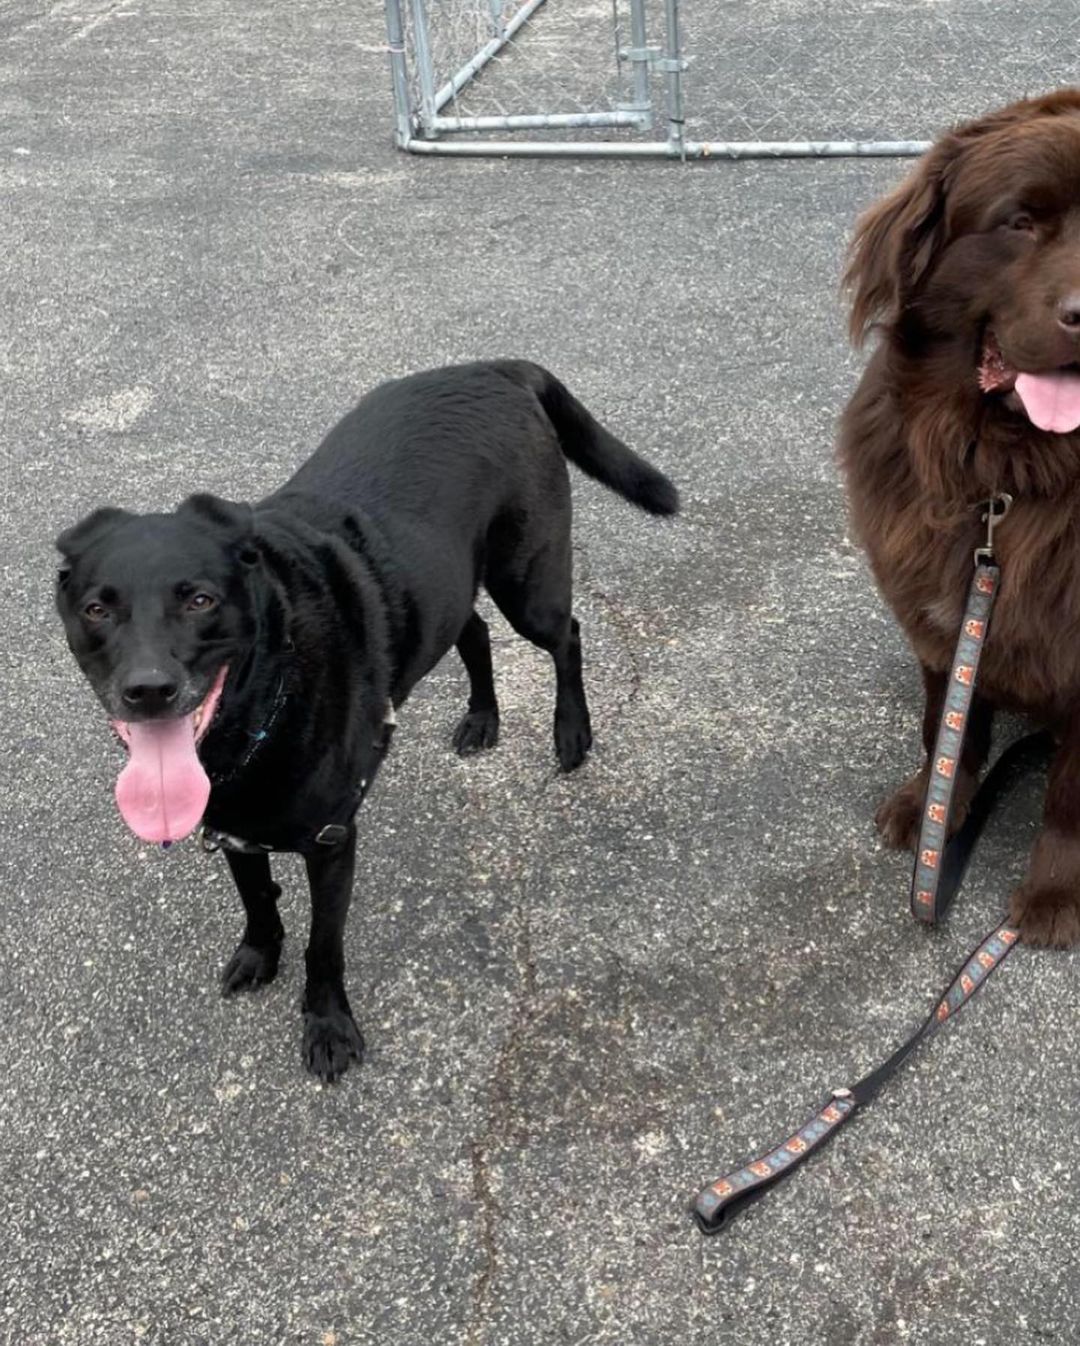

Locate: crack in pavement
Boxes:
[462,569,630,1340]
[467,983,564,1345]
[465,766,556,1343]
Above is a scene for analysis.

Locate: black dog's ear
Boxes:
[55,507,132,563]
[178,493,260,567]
[179,492,250,531]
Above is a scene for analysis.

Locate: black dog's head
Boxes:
[55,494,264,844]
[56,493,261,720]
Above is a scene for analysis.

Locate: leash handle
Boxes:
[692,1093,858,1234]
[911,563,999,924]
[692,921,1021,1234]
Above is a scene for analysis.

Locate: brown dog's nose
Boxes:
[121,670,180,713]
[1057,294,1080,330]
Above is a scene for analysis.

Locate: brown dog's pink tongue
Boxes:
[114,716,210,844]
[1015,370,1080,433]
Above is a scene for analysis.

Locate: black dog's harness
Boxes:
[201,696,397,856]
[692,494,1049,1235]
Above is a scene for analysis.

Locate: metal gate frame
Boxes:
[384,0,931,160]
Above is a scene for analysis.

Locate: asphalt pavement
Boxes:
[3,3,1080,1343]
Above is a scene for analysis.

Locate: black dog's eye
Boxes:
[186,592,217,613]
[1007,211,1036,234]
[83,601,107,622]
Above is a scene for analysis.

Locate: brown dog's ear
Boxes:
[844,140,961,345]
[843,91,1080,344]
[55,507,132,561]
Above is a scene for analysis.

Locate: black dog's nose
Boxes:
[121,671,180,713]
[1058,294,1080,330]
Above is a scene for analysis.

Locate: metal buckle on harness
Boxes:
[201,826,273,854]
[314,824,349,846]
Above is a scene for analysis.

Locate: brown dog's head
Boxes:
[847,90,1080,438]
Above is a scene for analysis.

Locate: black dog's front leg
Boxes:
[301,826,364,1082]
[220,849,285,996]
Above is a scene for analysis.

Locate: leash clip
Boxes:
[974,492,1012,566]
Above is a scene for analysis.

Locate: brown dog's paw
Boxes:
[1009,883,1080,948]
[874,773,928,850]
[875,767,974,850]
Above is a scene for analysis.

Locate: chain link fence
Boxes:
[385,0,1080,160]
[681,0,1080,147]
[405,1,648,128]
[386,0,693,157]
[385,0,673,150]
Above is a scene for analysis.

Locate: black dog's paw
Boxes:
[452,707,500,756]
[555,712,592,772]
[220,939,283,996]
[302,1007,365,1083]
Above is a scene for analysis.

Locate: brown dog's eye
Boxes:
[186,592,217,613]
[83,601,107,622]
[1008,212,1036,234]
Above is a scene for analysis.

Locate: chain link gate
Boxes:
[383,0,931,160]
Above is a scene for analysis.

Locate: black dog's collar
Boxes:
[209,654,294,789]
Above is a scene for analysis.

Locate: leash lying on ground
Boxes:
[692,494,1052,1236]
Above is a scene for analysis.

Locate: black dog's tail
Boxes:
[497,361,679,516]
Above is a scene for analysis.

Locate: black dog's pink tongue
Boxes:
[114,715,210,844]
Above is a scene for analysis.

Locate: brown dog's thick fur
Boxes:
[839,90,1080,947]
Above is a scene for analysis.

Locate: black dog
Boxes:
[55,361,678,1081]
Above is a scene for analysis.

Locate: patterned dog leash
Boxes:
[692,494,1050,1236]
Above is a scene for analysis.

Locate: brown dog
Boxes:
[839,89,1080,947]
